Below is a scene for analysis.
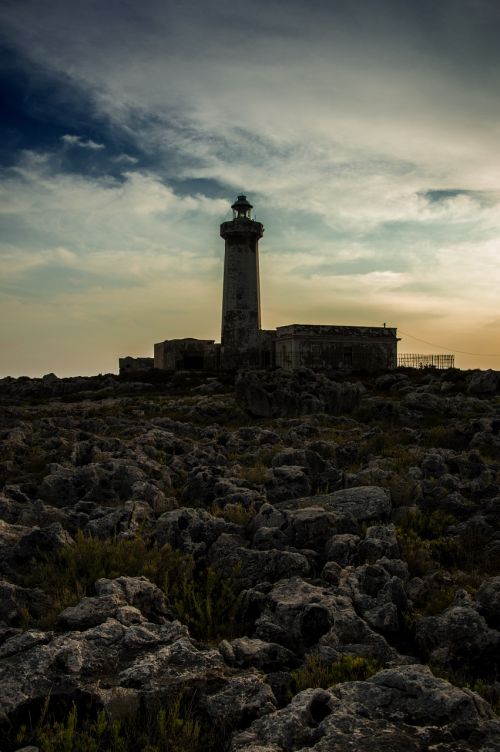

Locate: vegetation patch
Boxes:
[290,653,381,694]
[12,693,209,752]
[210,502,256,527]
[19,533,243,641]
[239,462,270,484]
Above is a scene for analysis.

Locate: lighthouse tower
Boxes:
[220,195,264,368]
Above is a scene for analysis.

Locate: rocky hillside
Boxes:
[0,366,499,751]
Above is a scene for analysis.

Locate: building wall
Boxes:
[154,338,217,371]
[151,327,396,373]
[258,329,277,368]
[276,325,398,371]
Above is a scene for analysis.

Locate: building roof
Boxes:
[276,324,397,337]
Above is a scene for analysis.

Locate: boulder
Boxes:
[95,576,173,622]
[0,617,219,730]
[477,577,500,628]
[11,523,74,563]
[271,449,341,491]
[230,665,500,751]
[205,675,277,729]
[415,604,500,676]
[57,594,127,630]
[38,460,151,506]
[355,524,400,564]
[209,534,310,589]
[154,507,239,556]
[281,486,391,522]
[219,637,299,671]
[278,507,351,554]
[467,370,500,395]
[0,519,32,561]
[342,562,408,635]
[318,606,412,666]
[84,500,154,539]
[253,577,350,651]
[235,369,362,419]
[0,581,52,627]
[265,466,311,503]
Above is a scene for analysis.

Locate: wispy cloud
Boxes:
[61,134,105,150]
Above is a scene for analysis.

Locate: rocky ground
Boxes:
[0,366,499,751]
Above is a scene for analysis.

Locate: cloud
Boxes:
[1,1,500,372]
[113,153,138,164]
[0,154,228,302]
[61,134,105,150]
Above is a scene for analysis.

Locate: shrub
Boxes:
[416,586,457,617]
[290,653,380,694]
[210,503,255,527]
[398,506,498,580]
[20,533,242,640]
[13,693,206,752]
[421,426,470,451]
[398,509,456,539]
[396,529,436,578]
[173,563,243,642]
[240,462,270,484]
[469,680,500,716]
[382,476,419,507]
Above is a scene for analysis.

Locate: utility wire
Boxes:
[397,329,500,358]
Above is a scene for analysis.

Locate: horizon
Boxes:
[2,0,500,377]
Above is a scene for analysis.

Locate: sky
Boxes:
[1,0,500,376]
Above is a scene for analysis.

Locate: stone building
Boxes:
[120,194,398,372]
[119,356,154,374]
[154,338,219,371]
[276,325,398,371]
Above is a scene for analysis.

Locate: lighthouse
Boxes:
[220,195,264,368]
[129,192,400,375]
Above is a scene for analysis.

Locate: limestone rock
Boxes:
[0,519,32,561]
[467,370,500,395]
[154,507,239,556]
[415,604,500,675]
[11,523,74,563]
[84,499,154,539]
[0,617,217,727]
[0,580,52,627]
[95,576,172,622]
[209,534,310,589]
[38,460,150,506]
[265,466,312,503]
[219,637,299,671]
[253,577,350,651]
[230,665,500,751]
[355,523,400,563]
[235,369,362,419]
[282,486,391,522]
[324,533,360,566]
[57,594,127,630]
[205,674,277,729]
[477,576,500,628]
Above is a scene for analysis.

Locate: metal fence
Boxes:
[397,353,455,369]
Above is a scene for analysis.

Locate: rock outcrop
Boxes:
[0,367,499,750]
